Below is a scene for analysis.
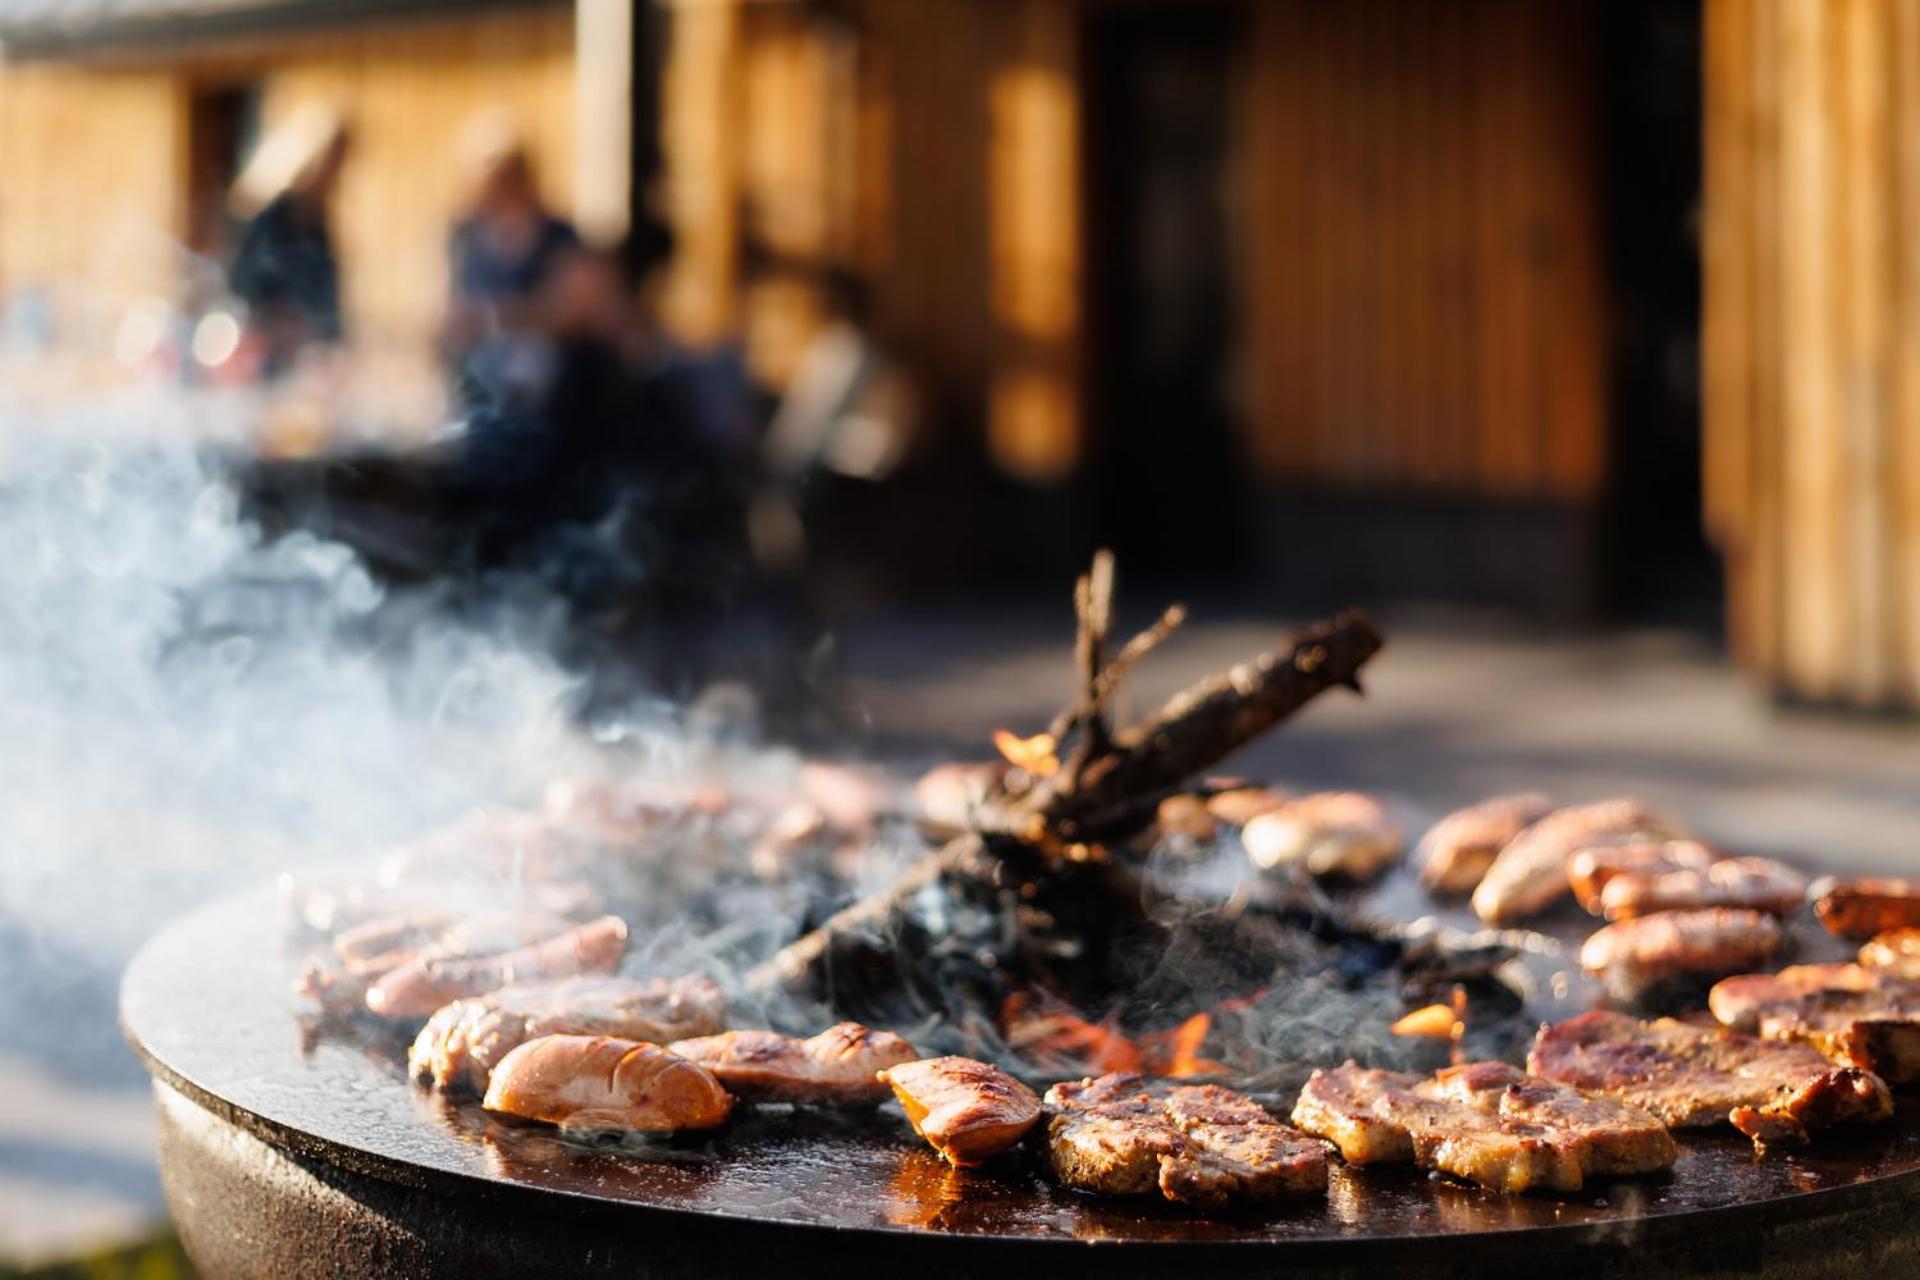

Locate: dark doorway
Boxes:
[185,81,261,260]
[1598,0,1716,629]
[1081,4,1246,577]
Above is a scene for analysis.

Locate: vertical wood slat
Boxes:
[1239,0,1605,505]
[1706,0,1920,706]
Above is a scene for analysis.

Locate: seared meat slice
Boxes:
[1709,964,1920,1084]
[1243,791,1402,883]
[482,1034,733,1134]
[1568,839,1715,914]
[880,1057,1042,1166]
[1598,856,1807,921]
[1472,799,1669,924]
[1045,1073,1329,1209]
[1861,928,1920,976]
[1579,907,1786,1000]
[1290,1061,1674,1194]
[667,1024,917,1105]
[366,915,628,1020]
[1529,1010,1893,1151]
[1814,878,1920,940]
[409,975,727,1095]
[1418,792,1555,896]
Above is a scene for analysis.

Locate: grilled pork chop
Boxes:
[1472,799,1669,924]
[1579,907,1785,1000]
[365,915,629,1020]
[667,1024,918,1105]
[1529,1010,1893,1151]
[1597,856,1807,921]
[1814,878,1920,940]
[409,974,728,1095]
[880,1057,1042,1166]
[1045,1073,1330,1209]
[1242,791,1402,882]
[1417,792,1555,896]
[1709,964,1920,1084]
[1290,1061,1674,1194]
[482,1034,733,1134]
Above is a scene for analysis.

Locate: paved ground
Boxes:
[8,604,1920,1268]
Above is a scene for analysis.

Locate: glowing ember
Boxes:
[992,729,1060,778]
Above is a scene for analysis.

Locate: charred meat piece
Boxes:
[1599,856,1807,921]
[1529,1010,1893,1151]
[1418,792,1555,896]
[1861,928,1920,976]
[1243,791,1402,883]
[1472,799,1670,924]
[365,915,628,1020]
[1291,1060,1675,1194]
[1579,908,1786,1001]
[1567,839,1717,915]
[667,1024,918,1105]
[1710,964,1920,1084]
[481,1034,733,1134]
[409,975,727,1095]
[880,1057,1042,1166]
[1046,1073,1330,1209]
[1814,878,1920,941]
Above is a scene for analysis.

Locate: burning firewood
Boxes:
[742,552,1384,1000]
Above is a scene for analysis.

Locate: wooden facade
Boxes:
[1704,0,1920,707]
[0,2,578,370]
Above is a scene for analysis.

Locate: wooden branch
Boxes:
[743,609,1385,997]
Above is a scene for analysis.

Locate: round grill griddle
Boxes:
[125,885,1920,1278]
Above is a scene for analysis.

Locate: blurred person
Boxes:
[443,113,581,414]
[228,104,352,377]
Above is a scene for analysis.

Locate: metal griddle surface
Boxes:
[123,882,1920,1251]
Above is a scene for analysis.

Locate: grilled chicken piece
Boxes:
[1599,855,1807,921]
[1567,839,1718,915]
[297,909,573,1013]
[409,975,727,1095]
[366,915,628,1020]
[1579,907,1786,1000]
[1529,1010,1893,1151]
[1243,792,1402,883]
[482,1034,733,1134]
[1709,964,1920,1084]
[1814,878,1920,941]
[667,1024,918,1105]
[1861,928,1920,976]
[1290,1060,1674,1194]
[1203,785,1290,827]
[1472,799,1669,924]
[1044,1073,1329,1209]
[880,1057,1042,1167]
[1417,792,1555,896]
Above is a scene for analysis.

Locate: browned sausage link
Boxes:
[1813,879,1920,941]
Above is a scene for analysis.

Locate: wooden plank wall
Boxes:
[0,5,576,369]
[0,63,188,342]
[1704,0,1920,706]
[1241,0,1606,504]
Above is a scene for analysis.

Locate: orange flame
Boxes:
[1391,985,1468,1066]
[1001,994,1225,1078]
[992,729,1060,778]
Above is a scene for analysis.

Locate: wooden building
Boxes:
[654,0,1702,617]
[0,0,592,382]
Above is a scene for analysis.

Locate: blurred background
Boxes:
[3,0,1919,1274]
